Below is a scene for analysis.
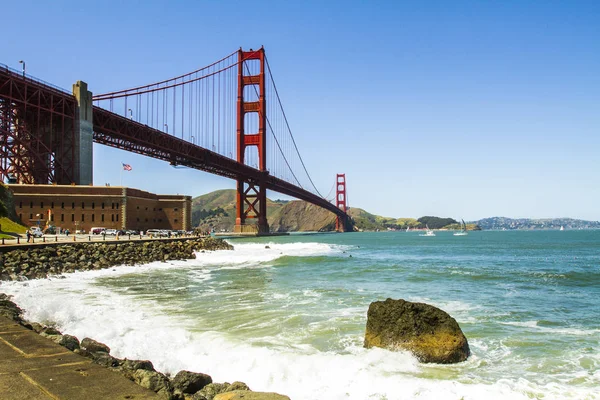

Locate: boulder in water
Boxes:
[364,298,470,363]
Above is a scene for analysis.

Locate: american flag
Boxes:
[122,163,132,171]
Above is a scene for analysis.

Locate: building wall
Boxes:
[8,184,192,233]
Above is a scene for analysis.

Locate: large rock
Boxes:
[214,391,290,400]
[364,298,470,363]
[172,370,212,394]
[132,369,174,398]
[193,383,229,400]
[81,337,111,353]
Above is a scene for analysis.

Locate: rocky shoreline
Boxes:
[0,237,290,399]
[0,293,288,400]
[0,236,232,281]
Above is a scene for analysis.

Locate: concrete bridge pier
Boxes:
[72,81,93,185]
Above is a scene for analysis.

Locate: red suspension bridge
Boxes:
[0,47,351,233]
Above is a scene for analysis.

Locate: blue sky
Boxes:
[4,0,599,220]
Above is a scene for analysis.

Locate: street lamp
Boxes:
[190,135,195,144]
[128,108,133,120]
[164,123,168,133]
[35,213,41,227]
[18,60,25,77]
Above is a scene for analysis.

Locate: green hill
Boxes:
[191,189,288,232]
[270,201,336,232]
[190,189,480,233]
[417,216,458,229]
[0,183,27,238]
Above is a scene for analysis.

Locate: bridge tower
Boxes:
[335,173,349,231]
[234,48,269,234]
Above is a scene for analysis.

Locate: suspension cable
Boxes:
[93,50,237,99]
[264,55,325,198]
[242,61,302,187]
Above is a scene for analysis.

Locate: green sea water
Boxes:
[4,230,599,399]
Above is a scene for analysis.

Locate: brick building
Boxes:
[8,184,191,233]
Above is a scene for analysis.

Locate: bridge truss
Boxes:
[0,48,351,232]
[0,64,76,184]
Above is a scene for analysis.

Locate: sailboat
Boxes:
[420,224,436,237]
[454,219,468,236]
[406,226,410,232]
[560,226,564,231]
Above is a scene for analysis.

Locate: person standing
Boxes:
[26,230,31,243]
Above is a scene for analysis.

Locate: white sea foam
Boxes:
[499,320,600,336]
[186,241,346,270]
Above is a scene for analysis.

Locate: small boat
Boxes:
[454,219,468,236]
[560,226,564,231]
[420,225,436,237]
[406,226,410,232]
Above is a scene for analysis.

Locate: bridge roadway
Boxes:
[93,107,345,218]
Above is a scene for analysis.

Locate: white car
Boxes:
[104,229,117,236]
[29,228,43,238]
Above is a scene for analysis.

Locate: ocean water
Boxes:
[2,231,599,399]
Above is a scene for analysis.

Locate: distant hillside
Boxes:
[475,217,600,230]
[191,189,481,232]
[418,216,458,230]
[270,201,336,232]
[191,189,287,232]
[191,189,237,232]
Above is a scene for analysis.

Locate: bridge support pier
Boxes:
[72,81,93,185]
[234,48,270,234]
[336,173,350,232]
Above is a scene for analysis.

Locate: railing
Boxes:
[0,63,72,95]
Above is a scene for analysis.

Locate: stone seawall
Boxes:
[0,237,233,281]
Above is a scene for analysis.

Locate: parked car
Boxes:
[146,229,161,237]
[126,230,139,235]
[104,229,117,236]
[91,227,106,235]
[29,227,43,238]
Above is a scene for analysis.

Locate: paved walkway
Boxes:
[0,316,157,399]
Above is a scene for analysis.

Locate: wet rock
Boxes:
[73,348,92,358]
[225,382,250,392]
[56,334,80,350]
[132,369,174,398]
[0,294,24,322]
[172,370,213,394]
[81,337,111,353]
[364,298,470,364]
[1,237,233,282]
[193,383,230,400]
[29,322,45,333]
[214,392,290,400]
[121,358,155,372]
[40,326,62,336]
[92,352,121,368]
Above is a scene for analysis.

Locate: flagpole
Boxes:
[120,163,123,186]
